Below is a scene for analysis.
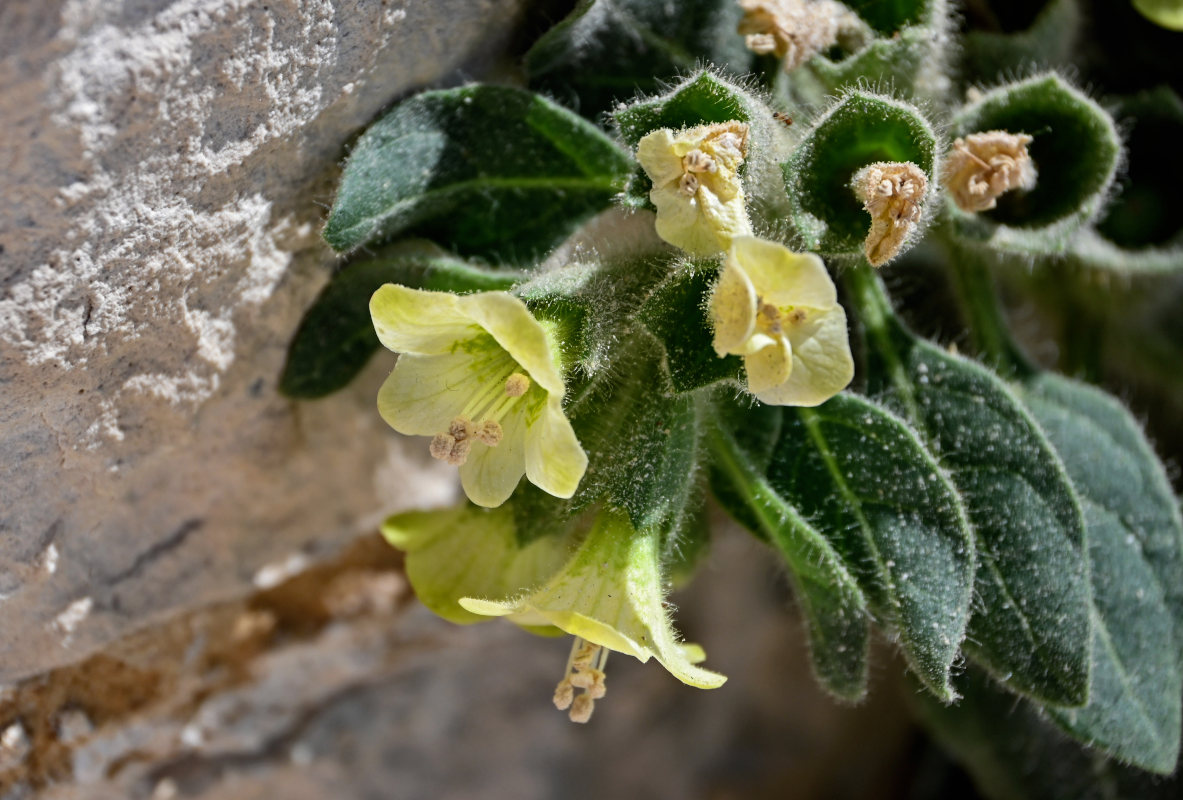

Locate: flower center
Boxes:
[756,298,808,337]
[428,363,532,467]
[553,637,609,723]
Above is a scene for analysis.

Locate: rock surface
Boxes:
[0,0,526,682]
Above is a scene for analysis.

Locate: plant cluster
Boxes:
[282,0,1183,794]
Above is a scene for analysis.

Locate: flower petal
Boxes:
[461,508,727,689]
[370,284,480,355]
[459,404,528,507]
[729,236,836,308]
[651,186,727,256]
[636,129,687,186]
[377,351,483,436]
[754,304,854,406]
[524,396,588,499]
[382,504,569,624]
[697,186,754,252]
[744,336,793,395]
[458,292,565,396]
[710,256,758,356]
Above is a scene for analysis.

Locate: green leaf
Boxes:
[323,85,632,261]
[911,667,1183,800]
[960,0,1084,83]
[1019,373,1183,772]
[781,91,939,257]
[802,0,949,98]
[765,393,974,700]
[567,339,702,533]
[949,74,1121,255]
[849,268,1090,706]
[845,0,939,34]
[614,71,754,148]
[279,243,519,399]
[524,0,753,121]
[639,260,743,393]
[709,418,871,702]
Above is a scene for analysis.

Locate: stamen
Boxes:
[504,373,530,398]
[679,172,700,197]
[476,420,503,446]
[554,637,609,724]
[569,694,594,724]
[683,149,718,174]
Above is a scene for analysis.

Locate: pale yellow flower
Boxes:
[381,504,571,625]
[636,122,754,256]
[460,508,726,721]
[738,0,850,71]
[710,236,853,406]
[371,285,587,508]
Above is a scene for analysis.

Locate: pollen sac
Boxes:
[852,161,929,267]
[738,0,850,71]
[944,131,1037,213]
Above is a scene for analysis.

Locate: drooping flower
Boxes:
[381,503,571,625]
[738,0,853,71]
[851,161,928,267]
[371,285,587,508]
[943,130,1037,213]
[636,122,754,256]
[710,236,853,406]
[460,508,726,722]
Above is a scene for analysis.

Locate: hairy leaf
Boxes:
[852,270,1090,705]
[1020,373,1183,772]
[323,85,632,261]
[912,668,1182,800]
[766,393,974,700]
[639,261,742,393]
[710,418,871,701]
[525,0,753,121]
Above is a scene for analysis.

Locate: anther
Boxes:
[476,420,503,446]
[569,694,594,724]
[504,373,530,398]
[553,679,575,711]
[683,149,718,174]
[555,638,609,724]
[679,172,700,196]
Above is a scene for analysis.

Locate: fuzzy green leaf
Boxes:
[322,85,632,261]
[781,91,939,257]
[911,668,1182,800]
[949,74,1121,255]
[851,270,1090,705]
[524,0,753,121]
[765,393,974,700]
[845,0,939,34]
[710,418,871,702]
[1019,373,1183,772]
[639,261,743,393]
[960,0,1084,83]
[279,244,519,399]
[567,339,702,533]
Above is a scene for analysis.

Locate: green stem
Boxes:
[942,242,1031,380]
[841,262,921,422]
